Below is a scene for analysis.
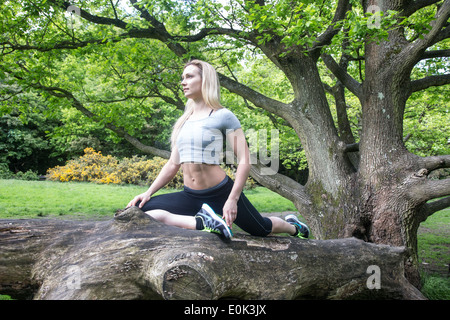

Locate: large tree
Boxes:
[1,0,449,287]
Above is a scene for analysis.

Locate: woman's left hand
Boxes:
[222,199,238,228]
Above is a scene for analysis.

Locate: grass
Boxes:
[0,179,296,220]
[417,205,450,300]
[0,179,448,299]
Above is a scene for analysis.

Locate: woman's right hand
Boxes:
[127,192,151,209]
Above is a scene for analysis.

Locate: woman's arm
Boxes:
[127,149,181,209]
[222,128,251,227]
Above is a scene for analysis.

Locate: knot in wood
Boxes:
[413,168,428,178]
[113,206,151,226]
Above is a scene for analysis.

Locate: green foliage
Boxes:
[0,104,61,174]
[0,0,448,185]
[404,88,449,157]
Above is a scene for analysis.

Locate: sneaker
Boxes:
[285,214,310,239]
[195,203,233,239]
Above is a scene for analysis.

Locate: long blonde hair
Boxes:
[171,60,223,148]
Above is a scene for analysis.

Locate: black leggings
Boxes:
[138,176,273,237]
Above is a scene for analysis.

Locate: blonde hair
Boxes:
[171,60,223,148]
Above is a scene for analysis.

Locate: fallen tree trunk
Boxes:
[0,207,424,300]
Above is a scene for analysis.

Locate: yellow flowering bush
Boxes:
[46,148,183,188]
[47,148,255,189]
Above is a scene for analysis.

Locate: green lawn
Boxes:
[0,179,448,299]
[0,179,296,220]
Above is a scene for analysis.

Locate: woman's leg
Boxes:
[145,209,197,229]
[214,178,306,237]
[145,206,232,238]
[136,191,201,230]
[268,217,296,235]
[137,191,232,237]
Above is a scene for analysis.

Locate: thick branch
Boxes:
[173,27,245,43]
[408,176,450,203]
[400,0,443,17]
[422,196,450,220]
[420,49,450,60]
[401,160,450,203]
[249,164,311,208]
[431,25,450,45]
[218,73,291,119]
[401,0,450,67]
[411,73,450,92]
[418,154,450,171]
[0,38,120,53]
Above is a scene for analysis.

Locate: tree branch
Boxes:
[218,73,291,119]
[418,154,450,171]
[21,80,171,159]
[320,53,363,99]
[431,24,450,45]
[421,196,450,221]
[406,168,450,203]
[402,0,450,67]
[411,73,450,92]
[53,0,129,29]
[52,0,189,58]
[420,49,450,60]
[310,0,351,58]
[249,163,312,208]
[400,0,443,17]
[0,38,120,53]
[414,178,450,202]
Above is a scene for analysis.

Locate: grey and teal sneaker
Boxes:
[195,203,233,239]
[285,214,310,239]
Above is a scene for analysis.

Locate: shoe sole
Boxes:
[202,203,233,239]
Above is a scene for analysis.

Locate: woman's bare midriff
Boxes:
[182,163,227,190]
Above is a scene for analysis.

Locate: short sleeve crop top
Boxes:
[176,108,241,164]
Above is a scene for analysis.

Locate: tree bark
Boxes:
[0,207,424,300]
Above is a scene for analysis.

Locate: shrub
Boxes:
[46,148,183,188]
[0,163,12,179]
[14,170,40,181]
[46,148,258,189]
[0,163,40,181]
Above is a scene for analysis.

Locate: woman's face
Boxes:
[181,65,202,100]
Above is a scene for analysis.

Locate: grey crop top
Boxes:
[176,108,241,164]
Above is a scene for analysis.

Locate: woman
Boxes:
[127,60,309,240]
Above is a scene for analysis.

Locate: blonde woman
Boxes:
[127,60,309,239]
